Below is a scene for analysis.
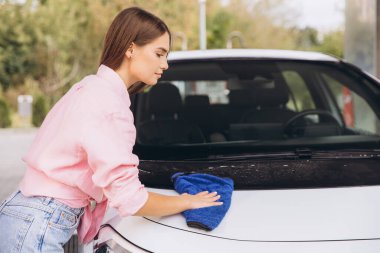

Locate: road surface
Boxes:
[0,128,36,201]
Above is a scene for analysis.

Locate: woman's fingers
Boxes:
[199,192,223,207]
[202,198,223,208]
[207,191,218,197]
[182,191,224,208]
[211,194,221,201]
[196,191,218,197]
[193,191,221,201]
[197,191,209,196]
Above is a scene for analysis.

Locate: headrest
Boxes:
[184,95,210,107]
[228,90,254,106]
[147,82,182,116]
[229,74,289,107]
[251,84,289,106]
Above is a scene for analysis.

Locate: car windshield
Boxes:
[132,58,380,189]
[133,59,380,147]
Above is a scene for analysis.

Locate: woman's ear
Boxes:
[125,42,135,59]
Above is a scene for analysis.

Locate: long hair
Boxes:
[100,7,171,95]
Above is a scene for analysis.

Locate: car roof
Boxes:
[168,49,340,62]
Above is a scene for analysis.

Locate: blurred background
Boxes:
[0,0,348,128]
[0,0,379,199]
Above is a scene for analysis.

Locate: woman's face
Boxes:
[128,32,170,86]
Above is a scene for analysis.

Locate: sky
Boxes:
[220,0,345,33]
[287,0,345,32]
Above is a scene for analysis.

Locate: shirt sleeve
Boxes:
[81,107,148,217]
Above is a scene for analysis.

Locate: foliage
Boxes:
[207,9,233,49]
[0,98,11,127]
[0,0,345,113]
[32,95,47,127]
[0,2,39,90]
[316,30,344,58]
[295,27,343,58]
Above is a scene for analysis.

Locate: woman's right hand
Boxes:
[134,191,223,217]
[181,191,223,209]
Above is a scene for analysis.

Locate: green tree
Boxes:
[216,0,300,49]
[296,27,320,49]
[32,95,47,127]
[0,1,39,90]
[0,98,11,127]
[208,9,233,49]
[317,31,344,58]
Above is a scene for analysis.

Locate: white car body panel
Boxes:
[97,186,380,253]
[167,49,340,62]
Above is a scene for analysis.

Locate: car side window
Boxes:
[282,71,316,112]
[322,73,379,134]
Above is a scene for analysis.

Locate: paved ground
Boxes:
[0,128,37,201]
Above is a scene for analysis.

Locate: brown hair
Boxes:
[100,7,171,95]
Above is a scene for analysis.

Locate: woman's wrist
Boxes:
[177,193,191,211]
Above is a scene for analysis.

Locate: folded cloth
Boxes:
[171,172,234,231]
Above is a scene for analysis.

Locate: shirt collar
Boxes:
[96,64,128,95]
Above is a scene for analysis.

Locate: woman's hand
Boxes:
[181,191,223,209]
[134,191,223,217]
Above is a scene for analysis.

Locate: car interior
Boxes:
[137,82,205,145]
[132,60,378,145]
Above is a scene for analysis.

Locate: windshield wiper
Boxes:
[184,149,380,162]
[185,151,299,161]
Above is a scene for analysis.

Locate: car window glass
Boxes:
[172,80,229,104]
[322,73,380,134]
[135,60,380,146]
[282,71,315,111]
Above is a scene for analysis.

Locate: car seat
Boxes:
[229,74,296,140]
[137,82,205,145]
[239,74,296,124]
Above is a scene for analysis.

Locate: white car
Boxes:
[75,49,380,253]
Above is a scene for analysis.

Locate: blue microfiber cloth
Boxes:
[171,172,234,231]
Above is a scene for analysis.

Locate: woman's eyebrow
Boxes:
[157,47,169,54]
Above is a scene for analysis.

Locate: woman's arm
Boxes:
[133,191,222,217]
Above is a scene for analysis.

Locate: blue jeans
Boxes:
[0,191,84,253]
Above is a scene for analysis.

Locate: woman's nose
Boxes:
[161,58,169,70]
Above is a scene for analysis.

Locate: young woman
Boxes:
[0,7,222,252]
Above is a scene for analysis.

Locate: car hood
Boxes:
[102,186,380,252]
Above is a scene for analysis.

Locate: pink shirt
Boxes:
[19,65,149,243]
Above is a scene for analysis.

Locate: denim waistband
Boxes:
[5,191,83,216]
[40,195,83,215]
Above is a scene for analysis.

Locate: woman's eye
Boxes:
[156,53,163,57]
